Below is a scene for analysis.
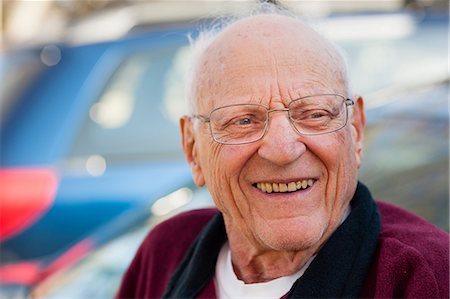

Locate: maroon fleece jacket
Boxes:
[117,201,449,298]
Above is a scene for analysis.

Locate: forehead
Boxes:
[195,15,346,110]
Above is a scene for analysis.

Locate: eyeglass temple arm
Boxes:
[345,98,355,106]
[192,115,210,123]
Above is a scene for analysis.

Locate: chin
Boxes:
[256,218,328,251]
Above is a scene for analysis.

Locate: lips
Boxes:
[255,179,315,193]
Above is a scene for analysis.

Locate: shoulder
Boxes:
[361,201,449,298]
[376,200,448,254]
[116,208,218,299]
[149,208,219,242]
[139,207,219,264]
[143,208,217,253]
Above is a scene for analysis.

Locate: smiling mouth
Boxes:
[254,179,315,193]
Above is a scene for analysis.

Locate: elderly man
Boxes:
[117,10,449,299]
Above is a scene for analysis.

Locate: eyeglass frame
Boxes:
[192,93,355,145]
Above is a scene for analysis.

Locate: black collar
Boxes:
[163,182,381,298]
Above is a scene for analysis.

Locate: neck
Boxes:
[228,242,317,283]
[223,207,351,284]
[223,217,323,284]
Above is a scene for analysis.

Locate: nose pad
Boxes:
[258,113,306,165]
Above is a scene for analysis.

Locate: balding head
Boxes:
[188,13,350,114]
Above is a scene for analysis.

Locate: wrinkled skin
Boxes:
[181,15,366,283]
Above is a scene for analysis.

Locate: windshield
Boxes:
[67,44,191,168]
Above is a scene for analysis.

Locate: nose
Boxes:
[257,111,306,166]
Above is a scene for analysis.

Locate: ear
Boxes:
[351,96,366,168]
[180,116,205,187]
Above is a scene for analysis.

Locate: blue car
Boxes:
[1,22,200,283]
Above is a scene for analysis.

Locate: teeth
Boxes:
[279,183,288,192]
[302,180,308,189]
[288,182,296,192]
[261,183,266,193]
[255,179,315,193]
[273,183,279,192]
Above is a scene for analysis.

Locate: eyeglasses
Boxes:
[193,94,354,145]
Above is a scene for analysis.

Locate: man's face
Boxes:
[181,16,365,252]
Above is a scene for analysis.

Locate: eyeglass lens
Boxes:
[209,95,348,144]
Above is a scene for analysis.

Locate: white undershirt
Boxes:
[214,208,351,299]
[214,242,315,299]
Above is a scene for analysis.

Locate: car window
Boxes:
[0,50,43,125]
[66,45,191,171]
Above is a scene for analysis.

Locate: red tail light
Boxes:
[0,168,58,240]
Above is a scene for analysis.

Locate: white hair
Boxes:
[185,2,353,115]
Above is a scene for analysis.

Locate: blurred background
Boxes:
[0,0,448,298]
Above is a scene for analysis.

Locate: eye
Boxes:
[211,105,266,131]
[305,111,331,120]
[236,117,253,125]
[291,109,331,121]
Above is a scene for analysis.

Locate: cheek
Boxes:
[200,143,255,212]
[200,142,225,190]
[311,130,359,229]
[332,129,359,180]
[324,130,359,205]
[333,128,358,163]
[308,130,353,167]
[308,129,359,198]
